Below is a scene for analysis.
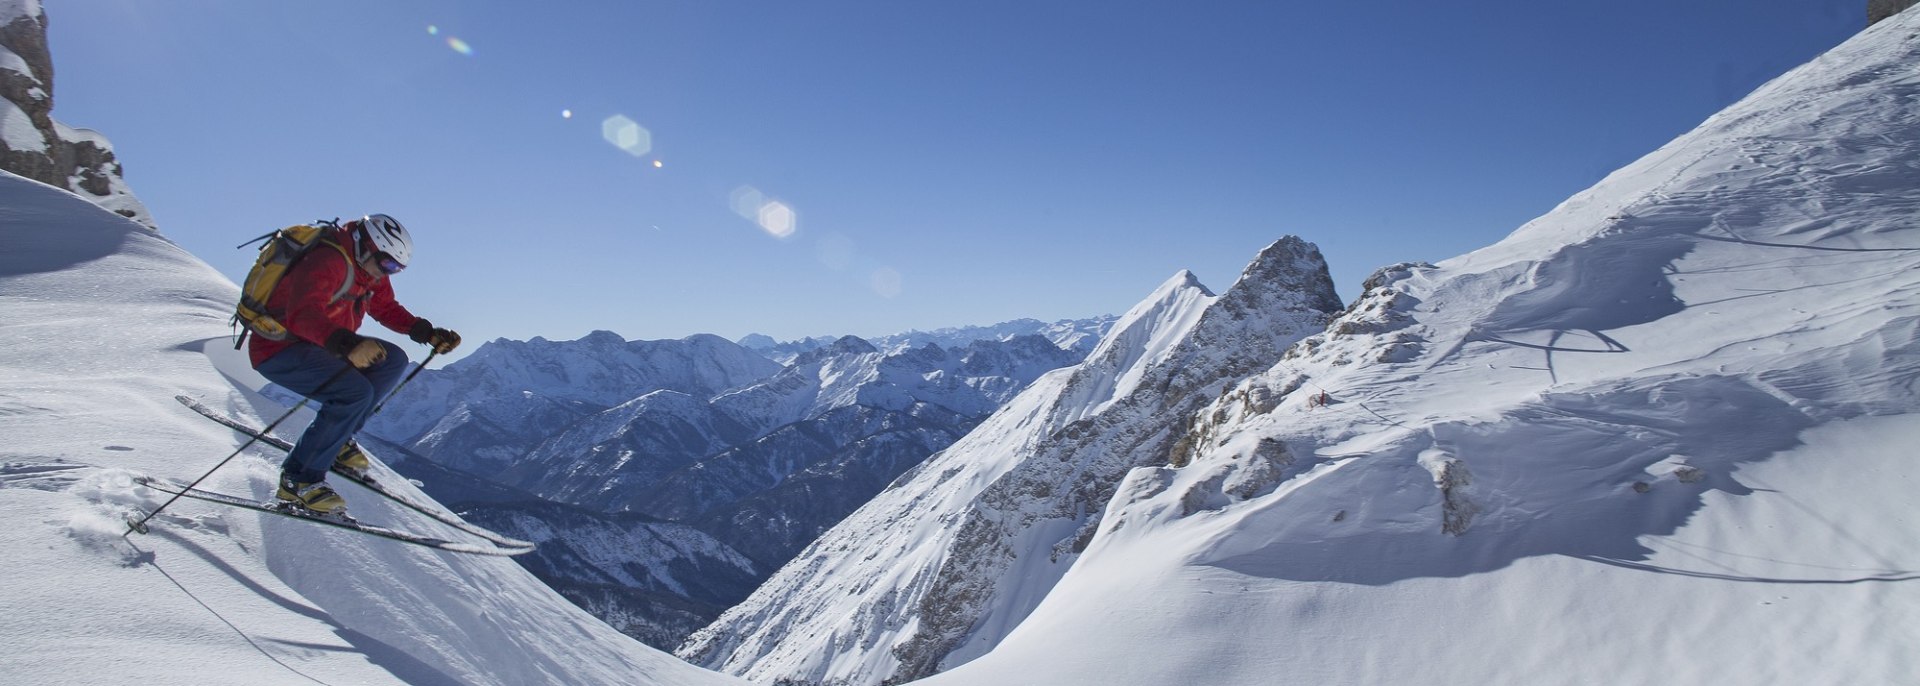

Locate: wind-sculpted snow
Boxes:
[681,237,1342,685]
[1134,5,1920,581]
[914,15,1920,686]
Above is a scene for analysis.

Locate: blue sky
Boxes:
[47,1,1861,360]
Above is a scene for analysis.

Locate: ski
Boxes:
[131,476,531,557]
[174,395,535,551]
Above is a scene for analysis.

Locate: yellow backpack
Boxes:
[232,219,357,347]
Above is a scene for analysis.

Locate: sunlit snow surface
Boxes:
[3,9,1919,686]
[0,178,744,683]
[697,13,1920,686]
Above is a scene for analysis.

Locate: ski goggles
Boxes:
[375,253,407,275]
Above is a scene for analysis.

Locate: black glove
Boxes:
[324,329,386,369]
[409,319,462,354]
[325,328,367,357]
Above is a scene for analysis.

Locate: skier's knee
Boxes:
[327,374,378,414]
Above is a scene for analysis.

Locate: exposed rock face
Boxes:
[680,237,1342,686]
[372,328,1084,649]
[1870,0,1917,25]
[0,3,153,228]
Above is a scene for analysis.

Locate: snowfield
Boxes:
[0,172,744,685]
[3,7,1918,686]
[699,11,1920,686]
[914,11,1920,686]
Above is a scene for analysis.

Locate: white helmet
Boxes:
[351,213,413,273]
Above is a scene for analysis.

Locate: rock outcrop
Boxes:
[0,2,152,227]
[681,237,1343,686]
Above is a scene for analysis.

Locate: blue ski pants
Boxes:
[254,339,409,483]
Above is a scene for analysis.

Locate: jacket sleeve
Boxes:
[367,274,423,336]
[281,247,354,350]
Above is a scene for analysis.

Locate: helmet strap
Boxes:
[349,224,370,260]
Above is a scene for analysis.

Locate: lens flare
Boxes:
[758,201,797,239]
[601,115,652,156]
[427,25,439,35]
[730,186,767,218]
[447,37,474,55]
[729,186,797,239]
[562,109,573,119]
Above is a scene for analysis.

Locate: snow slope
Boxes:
[0,171,743,685]
[919,12,1920,686]
[681,238,1342,685]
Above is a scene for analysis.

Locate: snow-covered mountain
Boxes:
[680,237,1343,684]
[7,6,1917,685]
[872,317,1118,358]
[502,333,1084,562]
[0,1,149,227]
[432,331,1081,518]
[365,330,783,474]
[740,316,1117,365]
[454,500,762,650]
[695,12,1920,686]
[370,324,1084,646]
[0,169,743,684]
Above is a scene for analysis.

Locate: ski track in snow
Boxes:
[5,10,1920,686]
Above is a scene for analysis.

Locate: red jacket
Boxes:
[248,226,422,367]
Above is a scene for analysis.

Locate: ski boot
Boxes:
[334,440,373,481]
[277,475,349,517]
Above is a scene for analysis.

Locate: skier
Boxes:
[248,214,460,514]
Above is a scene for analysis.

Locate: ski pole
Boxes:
[126,365,352,536]
[370,349,437,418]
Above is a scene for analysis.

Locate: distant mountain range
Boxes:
[738,316,1116,366]
[364,317,1110,647]
[680,237,1344,685]
[6,5,1916,684]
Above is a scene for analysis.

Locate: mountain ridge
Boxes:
[680,236,1343,685]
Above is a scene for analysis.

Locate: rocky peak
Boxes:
[1,3,51,115]
[0,2,153,228]
[1213,236,1344,320]
[1161,236,1342,404]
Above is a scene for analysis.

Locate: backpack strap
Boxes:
[318,238,357,305]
